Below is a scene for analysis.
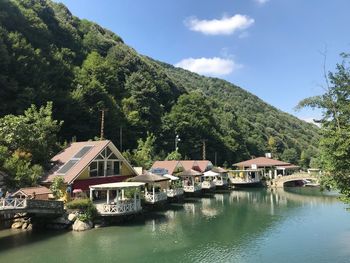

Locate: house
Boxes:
[180,160,213,173]
[233,157,299,179]
[42,140,138,196]
[150,160,184,175]
[13,186,52,200]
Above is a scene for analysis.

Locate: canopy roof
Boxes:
[151,160,183,175]
[129,172,170,183]
[164,174,180,180]
[234,157,291,168]
[89,182,145,190]
[212,167,227,173]
[203,170,219,177]
[177,169,202,177]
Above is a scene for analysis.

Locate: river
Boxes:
[0,188,349,263]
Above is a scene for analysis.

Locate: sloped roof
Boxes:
[212,167,228,173]
[13,186,52,196]
[180,160,198,171]
[195,160,213,172]
[177,169,202,177]
[151,160,183,175]
[234,157,291,168]
[89,182,145,190]
[43,140,137,184]
[129,172,170,183]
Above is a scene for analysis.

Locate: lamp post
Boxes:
[175,135,181,151]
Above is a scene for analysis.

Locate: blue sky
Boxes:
[56,0,350,122]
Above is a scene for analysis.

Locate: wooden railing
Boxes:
[145,191,167,203]
[202,181,216,189]
[0,198,26,210]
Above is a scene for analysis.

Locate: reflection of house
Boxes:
[233,157,299,179]
[13,186,52,200]
[43,140,138,196]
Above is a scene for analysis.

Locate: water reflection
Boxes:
[0,188,348,263]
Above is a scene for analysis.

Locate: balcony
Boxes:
[167,188,184,198]
[145,191,168,204]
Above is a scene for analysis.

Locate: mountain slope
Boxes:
[0,0,319,166]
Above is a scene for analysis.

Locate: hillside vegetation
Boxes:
[0,0,319,170]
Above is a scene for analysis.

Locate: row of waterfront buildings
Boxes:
[12,140,302,216]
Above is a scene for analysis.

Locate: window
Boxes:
[57,160,78,174]
[73,146,93,159]
[89,161,98,177]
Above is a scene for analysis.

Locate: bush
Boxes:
[66,198,97,222]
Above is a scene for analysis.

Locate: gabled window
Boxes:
[89,146,121,177]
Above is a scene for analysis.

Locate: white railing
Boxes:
[97,199,142,215]
[0,198,27,210]
[229,177,260,184]
[145,191,167,203]
[167,188,184,197]
[201,181,216,189]
[215,178,228,186]
[183,184,202,193]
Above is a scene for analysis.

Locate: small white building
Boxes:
[178,169,202,193]
[89,182,144,216]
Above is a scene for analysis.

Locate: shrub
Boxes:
[66,198,97,222]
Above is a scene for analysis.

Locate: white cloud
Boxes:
[299,117,321,127]
[175,57,241,76]
[255,0,270,4]
[185,14,254,36]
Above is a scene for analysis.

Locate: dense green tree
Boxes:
[298,53,350,200]
[281,148,298,164]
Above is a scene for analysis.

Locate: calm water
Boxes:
[0,188,349,263]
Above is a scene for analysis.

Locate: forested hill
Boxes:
[0,0,320,167]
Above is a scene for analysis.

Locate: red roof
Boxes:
[13,186,52,196]
[43,140,137,184]
[151,161,184,175]
[72,176,130,191]
[195,160,213,172]
[234,157,291,168]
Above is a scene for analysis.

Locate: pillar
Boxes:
[122,189,124,200]
[90,188,93,201]
[134,189,137,210]
[107,189,110,204]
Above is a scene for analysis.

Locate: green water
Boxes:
[0,188,349,263]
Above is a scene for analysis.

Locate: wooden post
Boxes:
[100,109,105,140]
[134,189,137,210]
[107,190,110,204]
[152,185,155,203]
[90,188,93,201]
[202,140,206,160]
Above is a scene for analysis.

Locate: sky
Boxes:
[56,0,350,122]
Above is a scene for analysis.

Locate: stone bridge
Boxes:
[0,198,64,215]
[270,173,319,188]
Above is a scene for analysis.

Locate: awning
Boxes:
[164,174,179,180]
[203,170,219,177]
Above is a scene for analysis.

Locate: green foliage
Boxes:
[281,148,298,164]
[50,176,65,199]
[299,53,350,200]
[123,133,156,169]
[0,0,319,172]
[66,198,97,222]
[166,150,182,161]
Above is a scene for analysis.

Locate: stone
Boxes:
[72,219,92,231]
[27,224,33,231]
[22,222,28,230]
[11,221,23,229]
[68,213,77,222]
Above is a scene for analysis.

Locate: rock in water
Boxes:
[68,213,77,222]
[11,221,23,229]
[22,222,28,229]
[72,219,92,231]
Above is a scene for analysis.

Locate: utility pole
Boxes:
[100,108,108,140]
[120,126,123,152]
[175,135,180,151]
[202,139,206,160]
